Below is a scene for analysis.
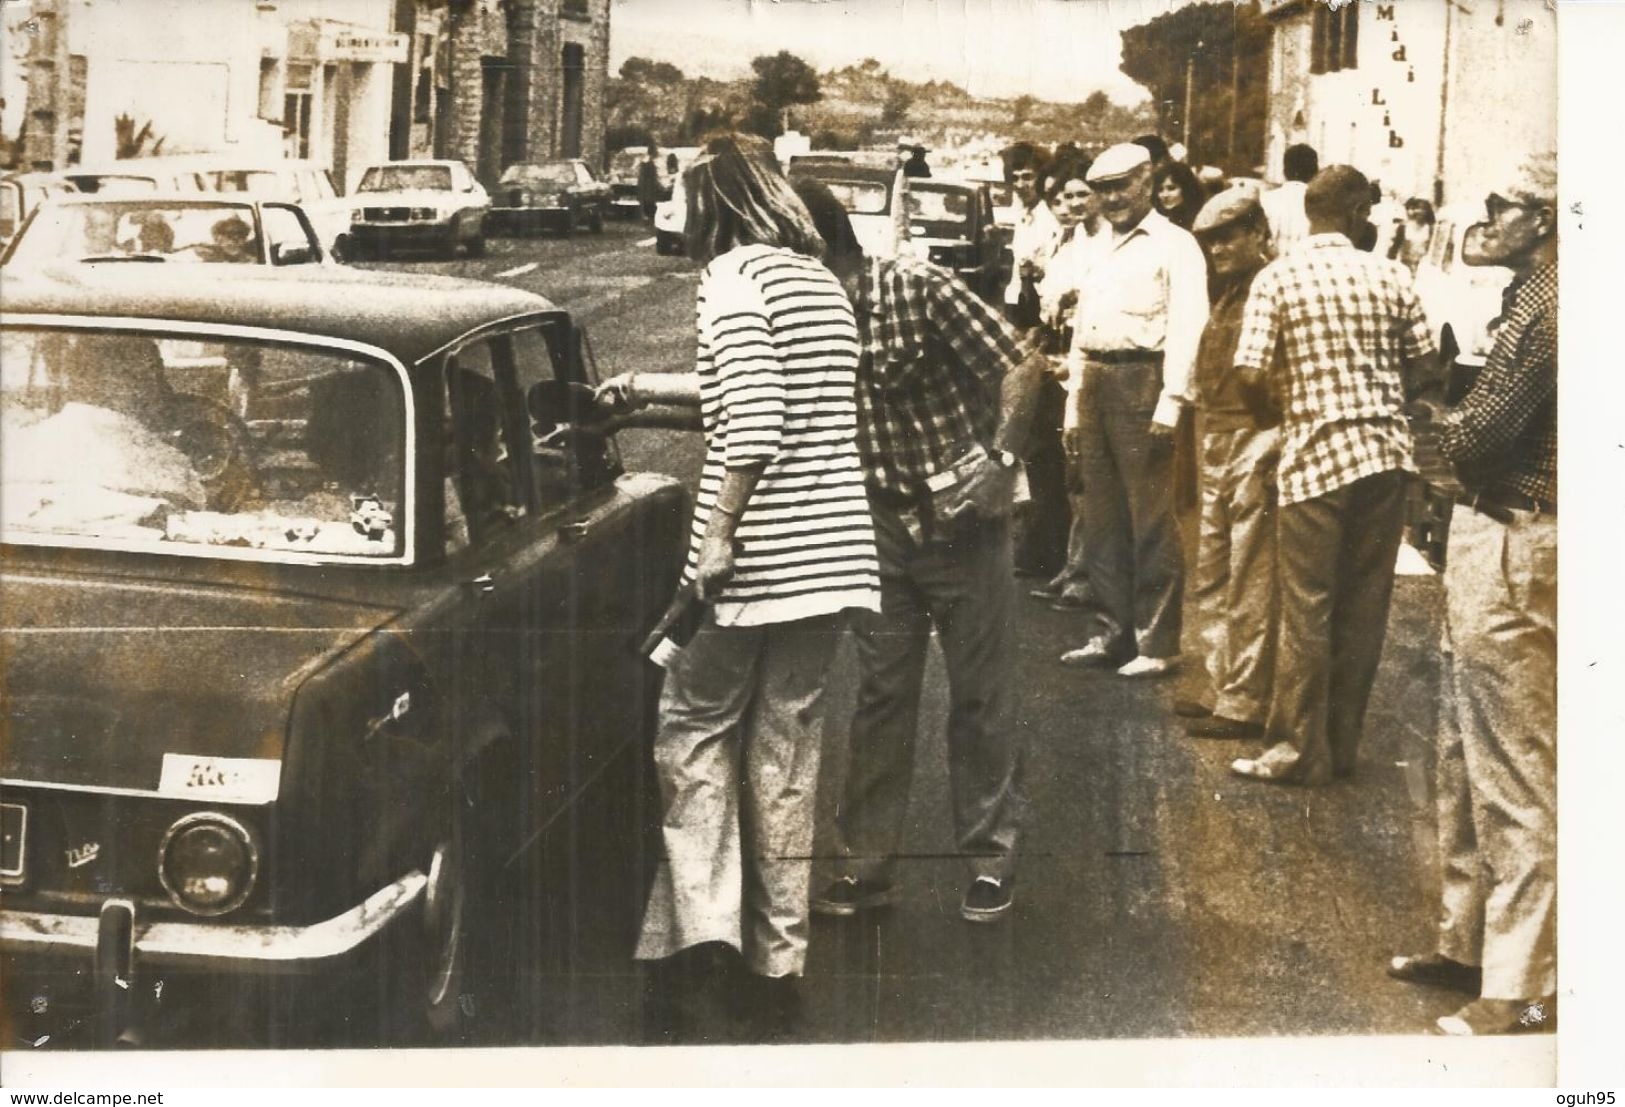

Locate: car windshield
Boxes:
[64,174,161,195]
[907,187,973,234]
[1,327,408,561]
[609,150,644,179]
[358,165,453,193]
[501,163,576,187]
[6,202,263,265]
[821,179,891,215]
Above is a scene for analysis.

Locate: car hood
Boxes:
[1,569,402,797]
[354,190,480,207]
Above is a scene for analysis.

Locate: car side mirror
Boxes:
[271,241,318,266]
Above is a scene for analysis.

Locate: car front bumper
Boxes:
[1,869,426,975]
[349,221,458,252]
[488,205,569,234]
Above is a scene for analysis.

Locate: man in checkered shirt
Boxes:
[1227,165,1439,787]
[1388,152,1558,1037]
[792,179,1050,924]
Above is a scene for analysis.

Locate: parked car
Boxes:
[0,262,687,1046]
[786,157,911,259]
[1,173,78,251]
[348,160,489,260]
[1412,203,1514,368]
[192,158,354,261]
[607,145,699,217]
[902,178,1006,301]
[2,195,327,268]
[58,156,212,196]
[488,159,610,237]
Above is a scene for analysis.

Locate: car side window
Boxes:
[443,339,526,553]
[508,325,587,505]
[262,205,316,264]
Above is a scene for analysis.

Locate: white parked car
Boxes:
[348,160,489,260]
[786,157,910,259]
[1412,205,1513,367]
[194,159,353,262]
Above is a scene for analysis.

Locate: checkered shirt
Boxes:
[1233,233,1435,505]
[854,255,1028,500]
[1438,262,1557,506]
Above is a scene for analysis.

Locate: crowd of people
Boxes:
[596,128,1559,1045]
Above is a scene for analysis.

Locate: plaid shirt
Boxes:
[1233,233,1435,505]
[1438,261,1557,506]
[854,255,1027,500]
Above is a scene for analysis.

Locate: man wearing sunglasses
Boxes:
[1388,151,1558,1037]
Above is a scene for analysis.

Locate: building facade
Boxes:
[1262,0,1555,207]
[392,0,610,186]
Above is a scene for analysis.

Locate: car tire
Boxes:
[590,207,604,234]
[466,230,487,258]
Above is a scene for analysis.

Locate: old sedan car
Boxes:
[902,178,1006,302]
[1,172,79,251]
[487,159,610,237]
[0,263,688,1046]
[786,157,910,259]
[1,195,327,268]
[348,159,489,260]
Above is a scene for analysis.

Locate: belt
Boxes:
[1456,488,1555,524]
[1082,349,1164,366]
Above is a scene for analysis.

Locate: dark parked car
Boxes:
[903,179,1007,302]
[0,263,688,1046]
[2,195,327,268]
[488,159,610,237]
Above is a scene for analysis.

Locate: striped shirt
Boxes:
[1233,233,1435,505]
[687,244,881,626]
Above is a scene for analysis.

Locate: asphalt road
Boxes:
[362,220,1459,1047]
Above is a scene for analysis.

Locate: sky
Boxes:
[608,0,1191,105]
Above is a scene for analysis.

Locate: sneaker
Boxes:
[1436,996,1555,1036]
[1386,952,1483,993]
[811,875,899,916]
[960,876,1014,922]
[1116,654,1181,678]
[1059,639,1130,668]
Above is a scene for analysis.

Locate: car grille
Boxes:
[361,207,411,222]
[506,189,526,206]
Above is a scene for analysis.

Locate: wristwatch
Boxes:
[992,448,1020,470]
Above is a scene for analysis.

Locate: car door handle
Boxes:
[559,520,590,544]
[469,572,496,595]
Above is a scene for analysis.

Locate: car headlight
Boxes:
[158,812,259,917]
[352,207,367,221]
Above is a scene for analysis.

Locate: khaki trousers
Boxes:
[1190,426,1279,723]
[1436,505,1557,1000]
[635,613,840,977]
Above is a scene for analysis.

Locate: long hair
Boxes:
[1153,162,1206,230]
[683,132,826,264]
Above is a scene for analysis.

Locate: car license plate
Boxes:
[0,802,26,883]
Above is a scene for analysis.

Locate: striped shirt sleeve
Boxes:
[700,265,787,469]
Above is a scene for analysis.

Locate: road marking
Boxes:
[495,261,539,278]
[635,237,656,248]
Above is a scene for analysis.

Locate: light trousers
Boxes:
[1435,506,1557,999]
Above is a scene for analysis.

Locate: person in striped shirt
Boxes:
[628,133,880,1037]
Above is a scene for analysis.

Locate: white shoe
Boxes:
[1115,654,1180,678]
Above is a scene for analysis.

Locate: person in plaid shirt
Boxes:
[1228,165,1439,787]
[1388,152,1558,1037]
[793,178,1050,924]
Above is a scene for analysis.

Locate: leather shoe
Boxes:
[1187,715,1263,740]
[1435,996,1554,1036]
[1386,952,1482,993]
[1060,640,1129,668]
[1173,699,1212,719]
[1116,654,1180,678]
[1028,579,1064,600]
[1048,590,1091,611]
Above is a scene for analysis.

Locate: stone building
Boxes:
[1261,0,1555,207]
[391,0,610,186]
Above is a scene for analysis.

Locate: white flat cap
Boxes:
[1086,143,1151,184]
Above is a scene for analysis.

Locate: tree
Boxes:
[1011,94,1037,128]
[746,51,822,138]
[618,57,685,86]
[113,114,166,159]
[880,82,914,128]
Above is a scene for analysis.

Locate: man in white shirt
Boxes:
[1002,142,1060,325]
[1261,142,1318,256]
[1055,143,1210,677]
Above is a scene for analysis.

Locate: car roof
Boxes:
[360,159,466,170]
[1,264,561,364]
[789,162,899,184]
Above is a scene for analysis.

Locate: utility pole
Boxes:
[1183,39,1204,156]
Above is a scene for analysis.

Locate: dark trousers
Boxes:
[835,506,1025,882]
[1267,469,1408,783]
[1075,359,1183,658]
[1015,375,1072,577]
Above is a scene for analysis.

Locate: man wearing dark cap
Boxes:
[1179,187,1279,740]
[1228,165,1438,786]
[1051,142,1210,677]
[1388,152,1557,1037]
[789,178,1048,924]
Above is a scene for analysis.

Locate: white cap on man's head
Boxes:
[1086,143,1151,184]
[1489,150,1557,207]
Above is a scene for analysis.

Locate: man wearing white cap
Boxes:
[1388,151,1558,1036]
[1053,141,1210,676]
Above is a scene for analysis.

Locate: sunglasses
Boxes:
[1485,194,1547,220]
